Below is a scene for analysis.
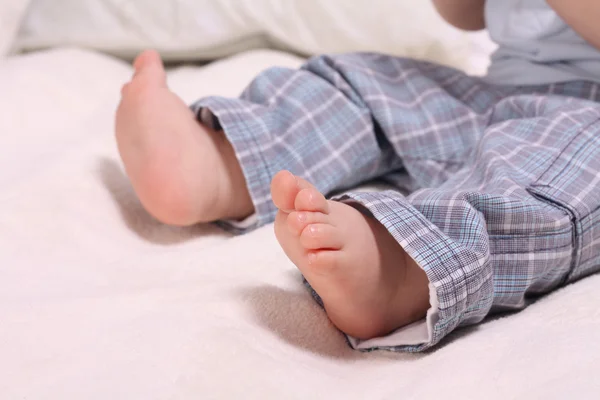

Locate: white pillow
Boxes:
[14,0,475,71]
[0,0,31,57]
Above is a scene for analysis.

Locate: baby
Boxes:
[115,0,600,351]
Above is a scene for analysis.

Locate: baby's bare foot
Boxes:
[271,171,430,339]
[115,50,253,225]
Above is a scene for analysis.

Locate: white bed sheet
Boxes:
[1,47,599,399]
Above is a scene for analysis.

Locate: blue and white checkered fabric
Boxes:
[191,54,600,351]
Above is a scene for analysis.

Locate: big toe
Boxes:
[271,171,319,212]
[131,49,166,86]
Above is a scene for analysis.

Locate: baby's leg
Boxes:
[115,50,253,225]
[271,171,430,339]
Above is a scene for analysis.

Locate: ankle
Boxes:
[209,129,255,221]
[392,252,430,325]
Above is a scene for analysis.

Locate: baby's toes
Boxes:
[306,250,341,274]
[133,50,162,71]
[294,188,330,214]
[286,211,329,236]
[132,50,166,83]
[271,170,301,212]
[300,223,343,250]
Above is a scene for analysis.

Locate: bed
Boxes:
[1,1,599,398]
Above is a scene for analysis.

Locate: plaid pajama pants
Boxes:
[191,53,600,352]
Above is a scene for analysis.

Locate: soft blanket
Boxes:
[1,48,599,399]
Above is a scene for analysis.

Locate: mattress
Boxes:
[1,47,599,399]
